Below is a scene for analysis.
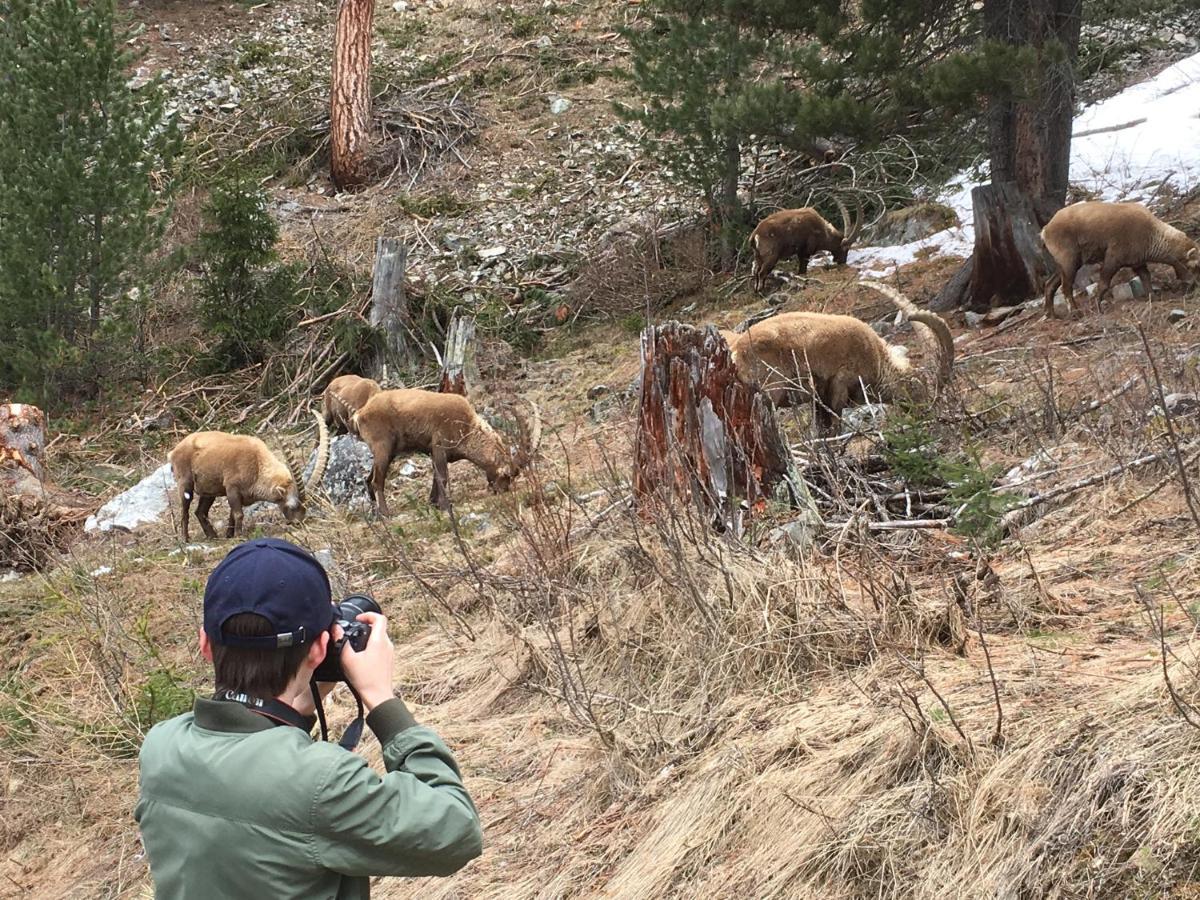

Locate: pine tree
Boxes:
[0,0,180,401]
[620,0,1027,267]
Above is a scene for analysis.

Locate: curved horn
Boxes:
[835,197,852,239]
[281,445,306,501]
[859,280,955,393]
[304,409,330,495]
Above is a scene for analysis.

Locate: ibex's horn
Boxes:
[836,197,864,245]
[282,445,306,501]
[304,409,330,495]
[511,400,542,470]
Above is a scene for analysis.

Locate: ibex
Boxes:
[726,281,954,429]
[750,199,863,292]
[168,411,330,541]
[351,389,542,514]
[322,374,381,434]
[1041,200,1200,317]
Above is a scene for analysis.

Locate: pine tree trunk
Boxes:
[330,0,376,190]
[439,313,478,396]
[943,0,1082,311]
[368,236,408,382]
[716,136,742,270]
[0,402,47,488]
[965,182,1055,311]
[633,323,820,536]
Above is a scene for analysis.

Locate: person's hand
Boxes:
[339,612,396,712]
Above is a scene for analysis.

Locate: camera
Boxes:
[313,594,382,683]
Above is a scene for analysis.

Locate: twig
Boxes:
[1138,325,1200,532]
[1137,587,1200,730]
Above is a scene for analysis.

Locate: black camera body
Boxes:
[313,594,382,683]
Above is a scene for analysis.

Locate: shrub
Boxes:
[196,181,302,370]
[0,0,181,403]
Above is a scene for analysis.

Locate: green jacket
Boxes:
[135,697,482,899]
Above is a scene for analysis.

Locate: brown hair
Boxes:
[211,613,312,698]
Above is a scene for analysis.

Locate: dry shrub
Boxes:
[567,218,715,319]
[0,493,87,572]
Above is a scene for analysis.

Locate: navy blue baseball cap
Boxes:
[204,538,335,649]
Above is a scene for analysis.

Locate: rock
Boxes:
[0,570,21,583]
[312,548,337,572]
[459,512,494,535]
[842,402,887,432]
[397,460,419,477]
[866,203,958,247]
[587,384,610,400]
[549,96,571,115]
[85,463,175,533]
[964,311,986,328]
[392,0,408,9]
[1169,308,1187,324]
[90,566,113,578]
[477,245,507,260]
[1111,277,1146,303]
[305,435,373,509]
[1163,393,1200,417]
[768,517,816,554]
[536,36,552,49]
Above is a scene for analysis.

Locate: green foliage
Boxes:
[135,668,196,729]
[197,180,302,370]
[883,412,1020,547]
[618,0,1025,262]
[0,0,181,403]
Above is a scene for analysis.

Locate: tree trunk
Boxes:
[368,236,409,383]
[946,0,1082,311]
[330,0,376,190]
[964,182,1055,311]
[634,323,821,536]
[439,313,478,396]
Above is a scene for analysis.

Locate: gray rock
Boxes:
[549,96,571,115]
[964,311,986,328]
[305,434,373,508]
[459,511,494,535]
[587,384,610,400]
[1163,393,1200,417]
[1169,308,1187,324]
[867,203,958,247]
[768,517,817,554]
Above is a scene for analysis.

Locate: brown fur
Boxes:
[1041,200,1200,317]
[168,411,330,541]
[726,281,955,429]
[750,201,862,293]
[322,374,382,434]
[351,389,541,514]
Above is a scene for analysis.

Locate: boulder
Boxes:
[867,203,958,247]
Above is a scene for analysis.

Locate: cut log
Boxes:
[633,323,821,535]
[0,404,92,571]
[368,236,409,383]
[961,182,1055,312]
[439,313,478,396]
[0,403,47,489]
[330,0,377,189]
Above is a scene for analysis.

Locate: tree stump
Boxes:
[439,313,478,396]
[937,182,1055,311]
[634,323,820,535]
[330,0,377,189]
[0,403,47,490]
[368,236,409,383]
[0,404,92,571]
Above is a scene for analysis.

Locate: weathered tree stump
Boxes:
[0,404,92,571]
[330,0,377,189]
[634,323,820,535]
[0,403,47,490]
[368,236,409,383]
[938,182,1055,311]
[439,313,478,396]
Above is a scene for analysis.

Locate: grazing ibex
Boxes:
[750,199,863,293]
[1041,200,1200,317]
[726,281,954,429]
[168,411,330,541]
[351,389,542,514]
[322,374,381,434]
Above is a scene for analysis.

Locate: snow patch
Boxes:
[850,50,1200,278]
[85,463,176,533]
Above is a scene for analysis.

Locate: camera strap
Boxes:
[212,690,317,733]
[310,681,367,752]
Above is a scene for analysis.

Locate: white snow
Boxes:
[850,50,1200,278]
[84,463,176,533]
[90,566,113,577]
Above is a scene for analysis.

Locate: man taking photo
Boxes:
[135,538,483,898]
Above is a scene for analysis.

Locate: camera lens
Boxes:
[339,594,381,620]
